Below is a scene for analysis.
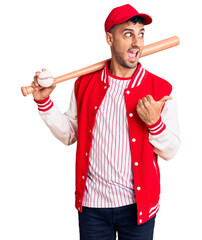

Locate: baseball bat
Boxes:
[21,36,180,97]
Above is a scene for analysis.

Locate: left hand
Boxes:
[136,95,172,125]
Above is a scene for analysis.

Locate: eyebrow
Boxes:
[122,28,145,32]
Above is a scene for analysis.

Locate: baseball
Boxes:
[37,71,54,87]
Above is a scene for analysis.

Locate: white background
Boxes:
[0,0,201,239]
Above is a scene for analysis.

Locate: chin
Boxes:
[117,55,139,69]
[126,61,138,69]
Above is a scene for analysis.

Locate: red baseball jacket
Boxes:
[35,61,180,225]
[74,61,172,225]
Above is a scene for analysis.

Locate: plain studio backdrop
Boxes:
[0,0,201,239]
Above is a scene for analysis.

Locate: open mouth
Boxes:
[128,50,139,61]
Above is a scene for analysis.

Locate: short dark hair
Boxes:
[126,15,146,25]
[108,16,146,33]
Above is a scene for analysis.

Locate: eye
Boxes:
[139,33,144,38]
[125,32,132,37]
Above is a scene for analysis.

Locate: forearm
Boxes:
[147,89,180,160]
[35,93,78,145]
[147,117,180,160]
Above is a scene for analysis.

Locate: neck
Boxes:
[108,58,138,78]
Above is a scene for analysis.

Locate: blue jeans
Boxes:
[78,204,156,240]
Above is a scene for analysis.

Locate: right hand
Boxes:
[31,68,56,101]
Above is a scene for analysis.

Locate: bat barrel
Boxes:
[141,36,180,57]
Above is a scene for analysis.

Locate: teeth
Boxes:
[129,52,138,56]
[129,52,136,58]
[129,51,138,55]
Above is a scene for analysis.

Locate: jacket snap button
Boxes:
[134,162,139,166]
[132,138,136,142]
[137,186,141,191]
[139,219,142,223]
[82,176,85,179]
[129,113,133,117]
[126,90,130,94]
[94,106,97,109]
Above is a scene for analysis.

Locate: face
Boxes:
[106,21,145,69]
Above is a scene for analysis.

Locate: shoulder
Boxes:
[145,70,173,95]
[75,68,102,85]
[74,68,103,96]
[146,70,172,87]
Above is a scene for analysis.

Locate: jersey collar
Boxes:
[101,60,146,88]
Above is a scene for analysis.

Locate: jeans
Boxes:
[78,204,156,240]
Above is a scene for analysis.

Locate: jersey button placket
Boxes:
[139,211,143,223]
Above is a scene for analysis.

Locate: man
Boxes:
[32,4,180,240]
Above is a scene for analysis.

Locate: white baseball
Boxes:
[37,71,54,87]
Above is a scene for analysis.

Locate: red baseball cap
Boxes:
[104,4,152,32]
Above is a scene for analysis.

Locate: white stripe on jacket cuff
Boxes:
[146,117,166,135]
[34,96,53,112]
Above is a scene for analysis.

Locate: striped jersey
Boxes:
[82,75,135,208]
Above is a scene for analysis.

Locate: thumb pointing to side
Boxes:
[159,95,172,105]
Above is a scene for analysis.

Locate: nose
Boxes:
[131,35,140,47]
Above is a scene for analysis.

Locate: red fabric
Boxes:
[146,117,167,135]
[37,101,53,112]
[104,4,152,32]
[34,97,54,112]
[34,96,50,104]
[74,61,172,225]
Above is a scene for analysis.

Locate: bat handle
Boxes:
[21,85,44,96]
[21,86,33,96]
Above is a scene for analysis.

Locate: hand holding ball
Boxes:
[31,69,56,101]
[37,71,54,87]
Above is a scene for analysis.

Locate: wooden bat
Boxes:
[21,36,180,97]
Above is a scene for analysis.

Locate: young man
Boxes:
[32,4,180,240]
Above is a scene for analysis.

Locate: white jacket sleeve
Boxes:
[35,87,78,145]
[147,89,181,160]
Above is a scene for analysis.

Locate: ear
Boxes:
[106,32,113,47]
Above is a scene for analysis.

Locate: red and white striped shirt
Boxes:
[82,75,135,208]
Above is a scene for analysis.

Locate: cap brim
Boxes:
[138,13,152,25]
